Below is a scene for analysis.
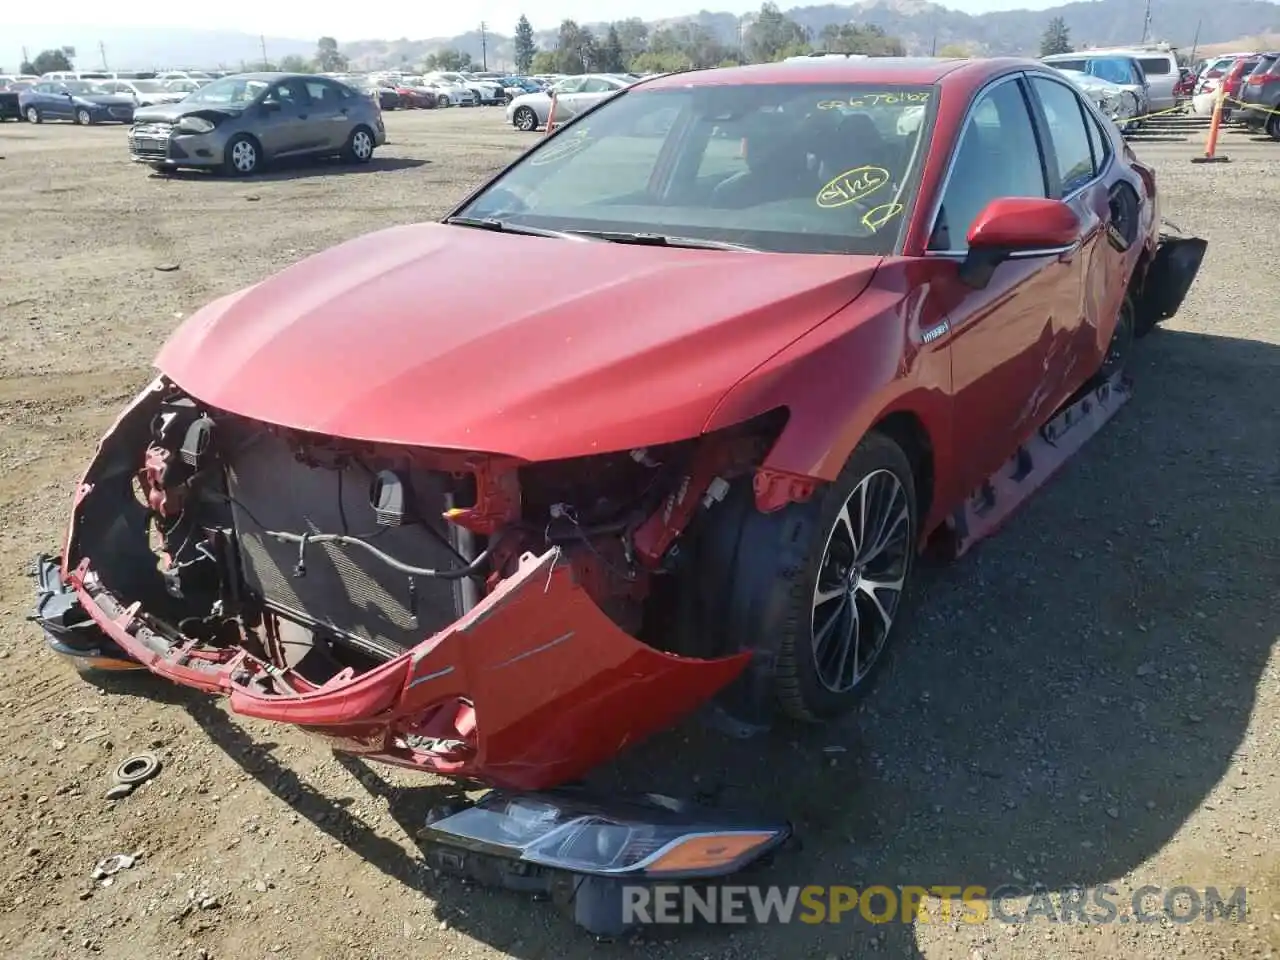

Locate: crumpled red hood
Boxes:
[156,222,879,460]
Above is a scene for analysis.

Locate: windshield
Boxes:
[186,76,270,104]
[61,81,103,95]
[131,80,167,92]
[455,82,932,255]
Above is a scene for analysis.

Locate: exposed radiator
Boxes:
[222,428,466,660]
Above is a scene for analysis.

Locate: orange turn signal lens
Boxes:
[645,831,777,875]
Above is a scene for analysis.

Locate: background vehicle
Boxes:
[18,80,135,124]
[164,79,211,95]
[1237,53,1280,138]
[97,78,188,107]
[127,73,385,176]
[1054,68,1142,130]
[0,80,22,120]
[1040,53,1151,119]
[1194,52,1256,95]
[1086,46,1180,111]
[506,73,634,131]
[427,71,502,104]
[424,79,476,107]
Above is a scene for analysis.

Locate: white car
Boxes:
[427,72,502,105]
[506,74,635,131]
[1054,69,1142,130]
[97,79,187,107]
[425,80,477,107]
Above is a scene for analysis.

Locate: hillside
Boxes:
[6,0,1279,73]
[341,0,1280,68]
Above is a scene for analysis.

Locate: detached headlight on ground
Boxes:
[421,789,790,879]
[178,116,215,134]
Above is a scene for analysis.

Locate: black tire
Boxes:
[222,133,261,176]
[1098,294,1136,378]
[341,125,375,164]
[771,434,918,721]
[1267,113,1280,141]
[75,107,93,126]
[25,105,41,124]
[513,106,538,132]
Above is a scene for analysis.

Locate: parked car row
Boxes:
[1186,50,1280,138]
[506,72,640,131]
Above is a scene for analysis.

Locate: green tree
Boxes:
[819,23,905,56]
[28,49,73,74]
[315,37,348,72]
[650,22,730,68]
[599,25,626,72]
[631,50,694,74]
[514,15,537,73]
[530,50,558,73]
[1040,17,1072,57]
[279,54,314,73]
[614,18,650,65]
[552,20,597,73]
[745,3,809,63]
[424,48,474,71]
[937,42,972,58]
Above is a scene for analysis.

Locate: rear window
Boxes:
[1138,57,1173,75]
[1259,56,1280,76]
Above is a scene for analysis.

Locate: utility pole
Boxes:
[99,41,108,70]
[1140,0,1152,43]
[479,21,488,70]
[21,45,29,69]
[1187,18,1201,64]
[260,35,268,69]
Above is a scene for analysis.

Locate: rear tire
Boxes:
[1267,113,1280,141]
[342,125,375,163]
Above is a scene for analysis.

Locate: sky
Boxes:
[1,0,1062,47]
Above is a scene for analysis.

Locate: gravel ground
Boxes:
[0,108,1277,960]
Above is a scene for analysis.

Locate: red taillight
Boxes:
[1255,72,1280,85]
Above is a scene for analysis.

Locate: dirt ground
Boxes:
[0,107,1277,960]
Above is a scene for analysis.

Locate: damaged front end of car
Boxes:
[30,375,794,925]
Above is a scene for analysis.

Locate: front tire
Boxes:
[76,108,93,126]
[773,434,918,721]
[1267,113,1280,141]
[514,106,538,132]
[222,134,260,176]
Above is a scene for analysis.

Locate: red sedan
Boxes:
[33,56,1204,924]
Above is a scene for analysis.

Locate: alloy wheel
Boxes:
[231,140,257,174]
[810,469,912,694]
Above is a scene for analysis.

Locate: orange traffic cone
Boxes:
[544,93,557,136]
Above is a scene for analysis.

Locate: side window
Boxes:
[1083,106,1110,172]
[306,80,331,103]
[581,78,613,94]
[1139,57,1172,76]
[554,77,585,95]
[1029,76,1096,196]
[929,79,1047,252]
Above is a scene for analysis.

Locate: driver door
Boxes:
[49,84,75,119]
[256,78,312,157]
[918,76,1080,497]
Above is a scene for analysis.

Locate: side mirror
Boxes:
[959,197,1081,289]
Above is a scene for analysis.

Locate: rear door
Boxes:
[1025,73,1115,389]
[305,79,349,150]
[1242,54,1280,111]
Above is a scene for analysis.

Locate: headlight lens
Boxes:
[420,790,789,878]
[177,115,215,134]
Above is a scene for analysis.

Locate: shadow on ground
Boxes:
[86,326,1280,959]
[147,156,428,181]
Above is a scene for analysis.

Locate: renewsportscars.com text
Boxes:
[622,884,1249,926]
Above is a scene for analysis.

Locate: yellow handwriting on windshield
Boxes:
[816,166,889,209]
[816,91,931,110]
[529,127,592,166]
[862,202,905,231]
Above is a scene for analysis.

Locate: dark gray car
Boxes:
[128,73,386,176]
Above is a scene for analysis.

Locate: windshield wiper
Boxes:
[567,231,759,252]
[444,216,595,241]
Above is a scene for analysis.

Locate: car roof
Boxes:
[640,56,1018,90]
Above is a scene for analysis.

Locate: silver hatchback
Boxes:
[128,72,387,176]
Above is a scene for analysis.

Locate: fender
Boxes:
[703,260,956,534]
